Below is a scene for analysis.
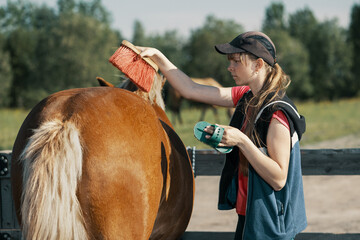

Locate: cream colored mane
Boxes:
[131,73,166,110]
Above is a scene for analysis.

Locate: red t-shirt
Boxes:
[231,86,290,215]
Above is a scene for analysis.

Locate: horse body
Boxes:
[12,77,194,239]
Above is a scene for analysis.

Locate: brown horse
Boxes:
[166,78,234,124]
[11,73,194,240]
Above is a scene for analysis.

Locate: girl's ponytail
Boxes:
[239,58,291,175]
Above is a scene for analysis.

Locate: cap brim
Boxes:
[215,43,246,54]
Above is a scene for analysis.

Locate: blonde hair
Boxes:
[133,72,166,110]
[237,53,291,175]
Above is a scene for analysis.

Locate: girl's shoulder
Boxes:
[231,86,251,106]
[272,110,290,130]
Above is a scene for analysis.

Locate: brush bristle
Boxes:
[109,44,156,92]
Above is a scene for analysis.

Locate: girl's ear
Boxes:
[255,58,265,71]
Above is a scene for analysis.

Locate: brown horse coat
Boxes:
[11,84,194,239]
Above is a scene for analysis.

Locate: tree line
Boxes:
[0,0,359,108]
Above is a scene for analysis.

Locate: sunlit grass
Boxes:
[169,98,360,149]
[297,98,360,145]
[0,108,29,150]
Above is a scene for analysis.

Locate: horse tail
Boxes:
[20,119,87,240]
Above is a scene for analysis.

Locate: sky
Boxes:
[1,0,359,39]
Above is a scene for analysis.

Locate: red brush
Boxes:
[109,40,158,92]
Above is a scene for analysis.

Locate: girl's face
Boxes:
[227,53,255,86]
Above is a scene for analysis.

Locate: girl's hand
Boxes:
[137,46,160,59]
[204,124,245,147]
[137,46,173,72]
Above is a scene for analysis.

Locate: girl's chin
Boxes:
[234,79,242,85]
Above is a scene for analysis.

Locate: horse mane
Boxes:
[98,73,166,110]
[134,73,166,110]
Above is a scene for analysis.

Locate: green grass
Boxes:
[1,97,360,150]
[297,98,360,145]
[0,108,30,150]
[168,98,360,149]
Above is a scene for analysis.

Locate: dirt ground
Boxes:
[186,133,360,234]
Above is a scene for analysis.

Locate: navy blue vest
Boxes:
[218,90,307,239]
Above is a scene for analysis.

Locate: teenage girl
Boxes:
[138,31,307,240]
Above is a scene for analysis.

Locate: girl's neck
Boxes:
[249,71,266,95]
[249,80,263,96]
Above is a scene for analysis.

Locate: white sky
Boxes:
[1,0,359,39]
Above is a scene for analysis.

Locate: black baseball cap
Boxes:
[215,31,277,67]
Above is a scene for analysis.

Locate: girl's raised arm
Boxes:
[138,46,234,108]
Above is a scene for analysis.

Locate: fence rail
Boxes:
[182,232,360,240]
[2,149,360,240]
[187,148,360,176]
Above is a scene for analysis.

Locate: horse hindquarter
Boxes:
[11,87,192,240]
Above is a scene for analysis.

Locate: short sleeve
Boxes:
[231,86,251,106]
[272,110,290,130]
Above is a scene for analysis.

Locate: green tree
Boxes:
[146,30,186,68]
[263,2,286,32]
[310,20,353,100]
[78,0,111,24]
[287,8,319,99]
[288,7,318,47]
[349,3,360,96]
[132,20,147,46]
[7,28,38,107]
[0,34,12,107]
[266,30,312,100]
[2,0,120,108]
[57,0,75,14]
[0,0,34,32]
[130,20,186,68]
[48,12,119,91]
[0,0,39,107]
[263,3,315,100]
[184,15,243,87]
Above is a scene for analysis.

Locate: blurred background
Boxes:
[0,0,359,150]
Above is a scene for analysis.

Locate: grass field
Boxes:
[1,98,360,150]
[169,98,360,149]
[0,108,29,150]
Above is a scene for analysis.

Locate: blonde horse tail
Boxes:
[20,120,87,240]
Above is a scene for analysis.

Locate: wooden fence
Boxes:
[1,149,360,239]
[182,148,360,240]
